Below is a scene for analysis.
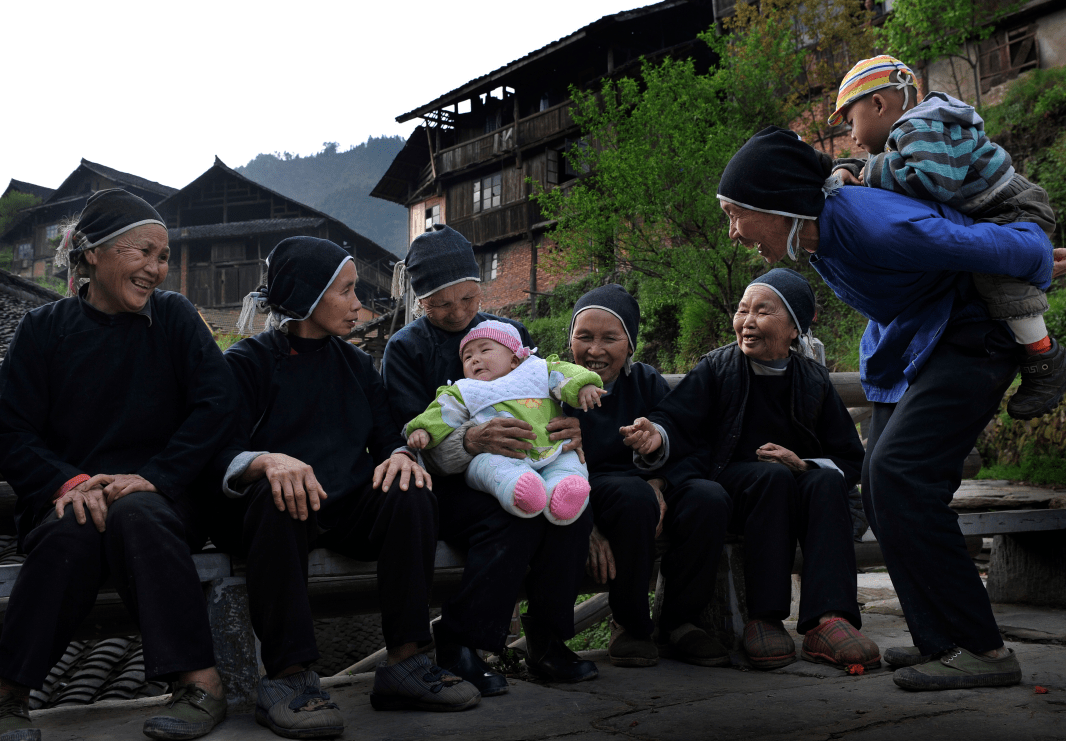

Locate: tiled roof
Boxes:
[169,217,326,241]
[77,159,177,198]
[2,179,54,201]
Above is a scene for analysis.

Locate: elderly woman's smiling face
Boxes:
[720,201,794,265]
[571,308,630,385]
[420,280,482,333]
[733,285,798,361]
[83,224,169,314]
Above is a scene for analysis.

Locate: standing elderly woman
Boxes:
[564,284,731,668]
[631,269,875,671]
[382,225,596,695]
[210,236,477,740]
[717,127,1066,690]
[0,189,238,740]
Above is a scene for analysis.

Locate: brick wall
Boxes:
[478,239,565,311]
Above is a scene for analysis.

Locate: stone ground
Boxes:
[27,588,1066,741]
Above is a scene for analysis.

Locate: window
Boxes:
[473,173,502,213]
[425,204,441,230]
[546,150,560,185]
[16,243,32,260]
[979,25,1039,93]
[478,251,498,282]
[45,224,58,241]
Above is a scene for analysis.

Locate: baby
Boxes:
[405,320,605,525]
[829,54,1062,420]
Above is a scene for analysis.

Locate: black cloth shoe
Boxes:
[521,615,598,683]
[1008,338,1066,420]
[432,623,509,697]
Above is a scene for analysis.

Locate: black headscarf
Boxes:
[403,225,481,299]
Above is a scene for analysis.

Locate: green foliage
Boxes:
[526,313,573,361]
[0,191,41,236]
[974,443,1066,487]
[877,0,1021,106]
[1030,133,1066,248]
[33,275,65,294]
[214,333,242,352]
[1046,287,1066,341]
[237,137,408,256]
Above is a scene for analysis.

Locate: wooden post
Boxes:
[423,125,438,181]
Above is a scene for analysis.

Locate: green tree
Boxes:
[877,0,1021,108]
[0,191,42,269]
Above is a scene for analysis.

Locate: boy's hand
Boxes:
[620,417,662,455]
[407,429,431,449]
[1053,248,1066,280]
[834,167,862,186]
[578,384,607,411]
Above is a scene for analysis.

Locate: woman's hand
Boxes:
[547,416,584,463]
[620,417,662,456]
[577,384,607,411]
[407,429,431,450]
[464,418,536,459]
[756,443,809,472]
[103,474,158,504]
[374,452,432,493]
[649,478,667,538]
[834,167,863,186]
[1053,248,1066,280]
[247,453,328,521]
[56,474,113,532]
[587,525,616,584]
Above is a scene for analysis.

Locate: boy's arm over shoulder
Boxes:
[865,117,973,204]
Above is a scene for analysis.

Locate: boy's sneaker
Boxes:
[370,653,480,712]
[893,646,1021,691]
[0,690,39,741]
[1008,338,1066,420]
[255,670,343,740]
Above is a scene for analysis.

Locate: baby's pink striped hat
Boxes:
[460,320,531,359]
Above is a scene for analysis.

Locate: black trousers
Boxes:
[0,492,215,688]
[716,462,860,634]
[435,475,593,652]
[862,322,1016,656]
[590,474,729,638]
[213,478,438,678]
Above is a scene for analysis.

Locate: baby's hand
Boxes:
[578,385,607,411]
[620,417,663,455]
[407,429,431,450]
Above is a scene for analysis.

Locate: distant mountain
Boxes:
[237,137,408,257]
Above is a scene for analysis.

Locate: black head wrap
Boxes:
[74,188,166,249]
[569,284,640,353]
[749,268,816,334]
[404,224,480,299]
[262,236,352,322]
[717,126,838,220]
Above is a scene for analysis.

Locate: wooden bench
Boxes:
[1,372,1063,705]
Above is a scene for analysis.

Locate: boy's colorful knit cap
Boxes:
[828,55,917,127]
[460,319,530,359]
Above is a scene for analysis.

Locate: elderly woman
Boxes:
[0,189,237,740]
[209,236,478,739]
[382,225,595,695]
[631,269,874,671]
[563,284,730,668]
[717,127,1066,690]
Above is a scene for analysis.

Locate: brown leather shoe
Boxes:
[743,619,796,670]
[608,620,658,668]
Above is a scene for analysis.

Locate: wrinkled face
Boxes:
[570,308,630,385]
[461,337,520,381]
[843,94,896,155]
[721,201,794,265]
[733,285,799,362]
[84,224,170,314]
[292,261,362,339]
[421,281,481,333]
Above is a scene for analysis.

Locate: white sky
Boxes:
[1,0,649,193]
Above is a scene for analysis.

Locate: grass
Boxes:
[973,455,1066,488]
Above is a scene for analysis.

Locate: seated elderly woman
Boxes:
[628,269,876,672]
[0,189,238,740]
[382,225,595,696]
[563,284,731,668]
[717,127,1066,690]
[210,237,479,739]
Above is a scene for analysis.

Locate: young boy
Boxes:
[405,320,605,525]
[829,54,1063,420]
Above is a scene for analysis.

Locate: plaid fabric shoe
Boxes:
[143,683,227,740]
[0,690,39,741]
[743,619,796,670]
[801,617,880,671]
[370,653,481,712]
[884,645,931,668]
[893,647,1022,691]
[255,671,343,740]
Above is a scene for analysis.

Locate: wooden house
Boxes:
[1,160,175,280]
[370,0,718,316]
[154,157,397,333]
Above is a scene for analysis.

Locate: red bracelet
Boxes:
[53,474,90,502]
